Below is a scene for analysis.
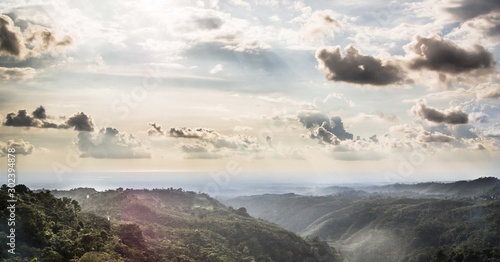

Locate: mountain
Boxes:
[222,177,500,262]
[0,185,346,261]
[362,177,500,198]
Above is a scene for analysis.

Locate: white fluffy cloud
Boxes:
[0,139,35,156]
[149,124,264,159]
[77,127,151,159]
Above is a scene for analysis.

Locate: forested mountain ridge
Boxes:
[0,185,345,262]
[362,177,500,198]
[311,177,500,198]
[223,177,500,262]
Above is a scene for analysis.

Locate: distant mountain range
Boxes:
[310,177,500,198]
[222,177,500,262]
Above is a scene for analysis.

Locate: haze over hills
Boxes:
[222,177,500,262]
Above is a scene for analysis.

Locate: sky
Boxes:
[0,0,499,187]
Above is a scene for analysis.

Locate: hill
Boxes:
[223,178,500,262]
[0,185,345,262]
[362,177,500,198]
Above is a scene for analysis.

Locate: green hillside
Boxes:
[0,185,345,262]
[224,178,500,262]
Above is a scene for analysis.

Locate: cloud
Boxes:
[194,16,224,30]
[297,111,329,129]
[3,106,97,130]
[3,107,149,159]
[76,127,151,159]
[168,127,218,139]
[412,100,468,124]
[298,10,340,44]
[298,111,353,142]
[24,27,73,55]
[416,130,455,143]
[0,67,36,80]
[475,83,500,100]
[149,124,264,158]
[469,112,489,123]
[148,122,165,136]
[444,0,500,21]
[209,63,224,74]
[3,106,65,128]
[0,13,73,60]
[170,127,260,149]
[406,35,495,75]
[482,123,500,138]
[168,7,271,52]
[313,92,355,113]
[0,139,35,156]
[171,8,231,35]
[4,109,35,127]
[376,112,400,123]
[66,112,95,132]
[32,105,47,119]
[316,45,409,86]
[0,15,25,58]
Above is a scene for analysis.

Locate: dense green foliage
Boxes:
[1,185,344,262]
[0,185,120,262]
[224,177,500,262]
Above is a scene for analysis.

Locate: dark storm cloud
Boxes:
[407,36,494,74]
[298,111,353,142]
[32,105,47,119]
[66,112,95,132]
[316,46,408,86]
[445,0,500,21]
[412,100,468,125]
[3,106,95,130]
[0,15,24,58]
[3,106,59,127]
[4,109,34,127]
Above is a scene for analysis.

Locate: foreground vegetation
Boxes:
[0,185,344,262]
